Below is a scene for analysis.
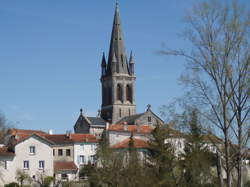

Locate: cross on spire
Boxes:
[147,104,152,111]
[116,0,119,8]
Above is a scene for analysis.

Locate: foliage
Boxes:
[33,172,54,187]
[79,162,95,179]
[4,182,19,187]
[180,109,218,186]
[148,124,180,187]
[15,170,31,187]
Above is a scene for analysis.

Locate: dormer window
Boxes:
[29,146,35,155]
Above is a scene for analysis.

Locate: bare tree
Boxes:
[160,0,250,186]
[0,113,9,144]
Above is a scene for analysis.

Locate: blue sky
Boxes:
[0,0,249,133]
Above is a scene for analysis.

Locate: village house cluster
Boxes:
[0,3,234,186]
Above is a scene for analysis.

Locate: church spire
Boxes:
[106,2,129,76]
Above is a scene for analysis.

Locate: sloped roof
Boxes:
[108,124,153,134]
[74,110,106,129]
[43,134,98,145]
[88,117,106,127]
[54,161,78,173]
[0,146,15,156]
[116,113,144,125]
[70,134,98,143]
[43,134,74,145]
[111,138,149,149]
[8,128,47,136]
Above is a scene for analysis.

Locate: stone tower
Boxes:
[100,4,136,123]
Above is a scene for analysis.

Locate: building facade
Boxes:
[0,134,54,186]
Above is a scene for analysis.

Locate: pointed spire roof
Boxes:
[101,52,106,67]
[106,3,129,76]
[129,51,135,64]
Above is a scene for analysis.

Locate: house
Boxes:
[107,124,153,146]
[72,134,98,169]
[0,133,54,186]
[43,132,98,181]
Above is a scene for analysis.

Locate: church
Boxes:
[73,3,163,138]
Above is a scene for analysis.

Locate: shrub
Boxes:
[4,182,19,187]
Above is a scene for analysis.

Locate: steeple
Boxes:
[129,51,135,75]
[100,3,136,123]
[106,2,129,76]
[101,52,107,76]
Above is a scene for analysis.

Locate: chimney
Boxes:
[66,131,71,139]
[48,129,53,135]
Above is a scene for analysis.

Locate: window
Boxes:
[53,149,55,156]
[148,116,152,123]
[61,174,68,180]
[81,144,84,150]
[90,155,95,164]
[29,146,35,155]
[39,160,45,169]
[79,155,85,165]
[58,149,63,156]
[126,85,132,102]
[91,145,95,151]
[66,149,71,156]
[23,161,29,169]
[116,84,122,101]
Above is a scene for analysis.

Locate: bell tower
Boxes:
[100,3,136,123]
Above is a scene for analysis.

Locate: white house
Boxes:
[73,134,98,169]
[0,134,54,186]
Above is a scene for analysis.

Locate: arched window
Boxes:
[126,85,132,102]
[117,84,122,101]
[106,86,112,105]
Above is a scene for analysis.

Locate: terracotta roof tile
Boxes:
[8,128,47,136]
[54,161,78,172]
[111,138,149,149]
[108,124,153,134]
[43,134,98,145]
[70,134,98,143]
[0,146,15,156]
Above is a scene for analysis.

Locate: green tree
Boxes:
[181,109,217,187]
[148,124,180,187]
[15,170,31,187]
[90,131,124,187]
[120,133,152,187]
[35,172,54,187]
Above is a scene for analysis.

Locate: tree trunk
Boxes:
[225,132,232,187]
[217,152,224,187]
